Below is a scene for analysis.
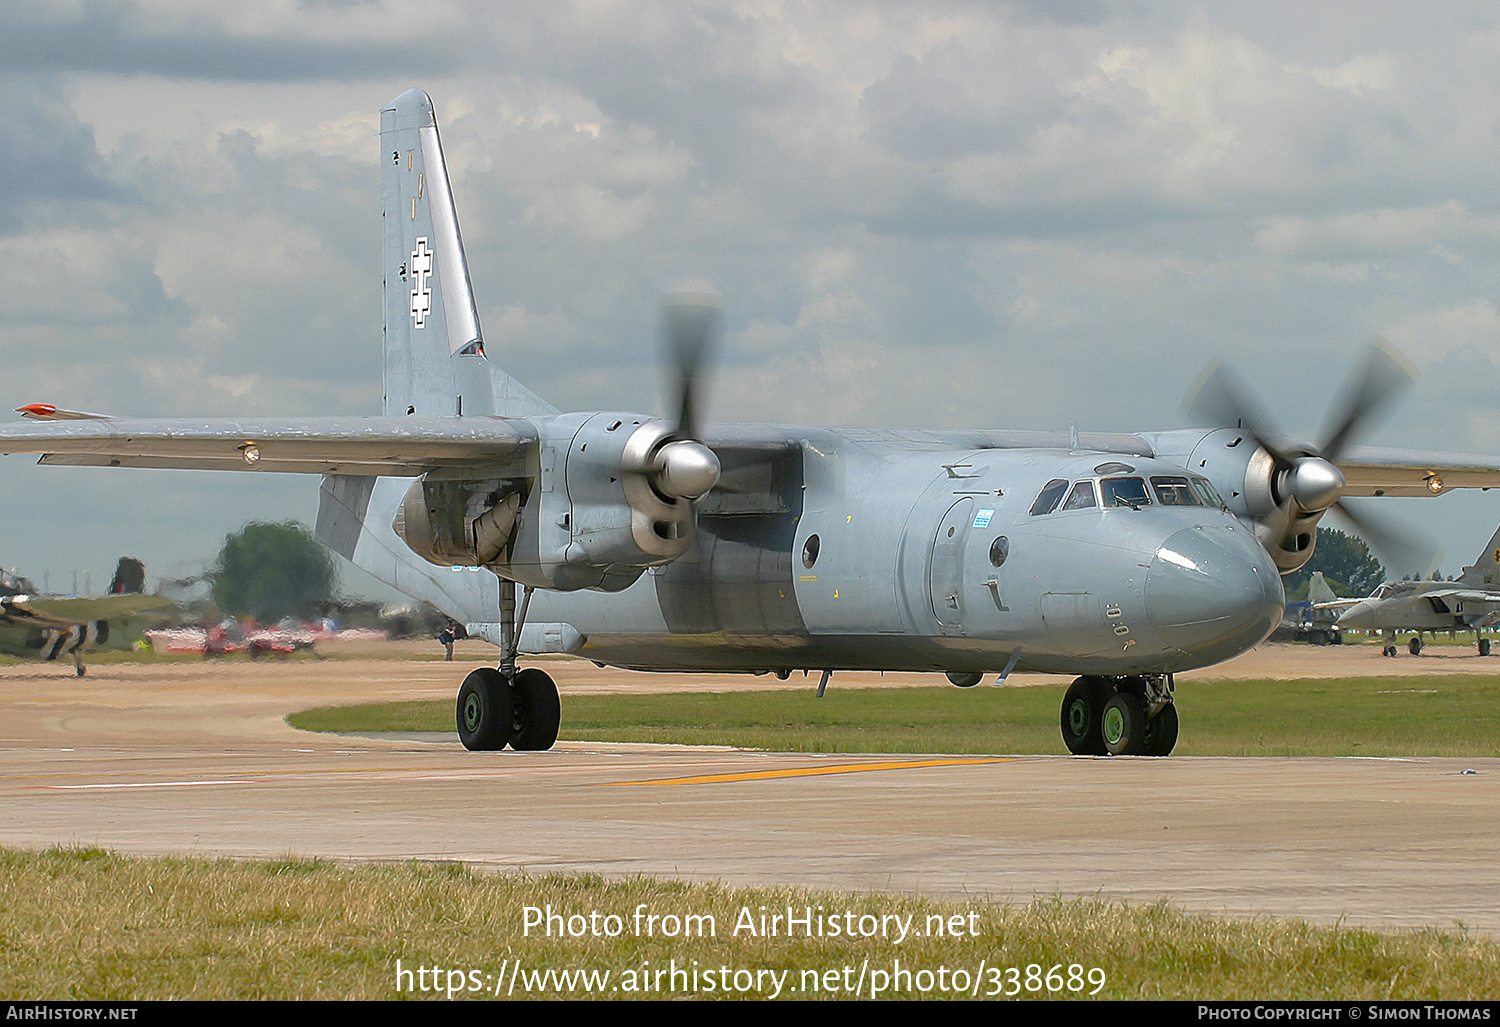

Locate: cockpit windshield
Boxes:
[1030,479,1070,516]
[1191,478,1227,509]
[1061,481,1098,510]
[1031,473,1226,515]
[1149,476,1199,506]
[1101,477,1151,509]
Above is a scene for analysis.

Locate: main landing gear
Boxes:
[1060,675,1177,756]
[1380,631,1495,658]
[456,581,561,752]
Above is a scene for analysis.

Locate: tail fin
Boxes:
[1459,523,1500,586]
[1307,571,1337,604]
[381,89,555,418]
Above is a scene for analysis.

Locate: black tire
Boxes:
[1409,636,1423,656]
[1481,639,1492,657]
[510,668,561,751]
[1060,677,1110,755]
[1101,692,1148,756]
[1383,645,1398,657]
[946,671,983,688]
[457,668,513,751]
[1142,703,1179,756]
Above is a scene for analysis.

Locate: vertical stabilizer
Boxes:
[1307,571,1337,604]
[317,90,558,625]
[380,89,555,418]
[1459,523,1500,586]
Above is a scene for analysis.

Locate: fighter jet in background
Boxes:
[1315,525,1500,656]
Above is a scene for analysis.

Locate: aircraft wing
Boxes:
[1309,598,1369,610]
[0,416,538,476]
[1337,447,1500,497]
[1422,588,1500,603]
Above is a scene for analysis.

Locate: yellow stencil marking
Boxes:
[607,757,1012,787]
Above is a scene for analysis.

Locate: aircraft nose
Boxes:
[1145,526,1284,661]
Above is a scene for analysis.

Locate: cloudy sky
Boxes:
[4,0,1500,594]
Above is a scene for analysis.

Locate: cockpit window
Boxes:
[1030,479,1070,515]
[1190,477,1226,509]
[1061,481,1098,510]
[1101,477,1151,509]
[1150,476,1200,506]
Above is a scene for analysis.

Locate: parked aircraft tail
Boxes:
[1306,571,1337,605]
[379,88,555,419]
[1458,523,1500,586]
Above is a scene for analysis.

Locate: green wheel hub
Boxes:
[1101,704,1125,747]
[463,692,483,732]
[1067,699,1089,735]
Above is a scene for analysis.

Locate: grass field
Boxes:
[4,846,1498,1001]
[289,675,1500,757]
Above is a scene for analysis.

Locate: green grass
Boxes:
[3,846,1497,1000]
[289,675,1500,758]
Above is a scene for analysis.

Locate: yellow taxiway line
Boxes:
[607,757,1015,786]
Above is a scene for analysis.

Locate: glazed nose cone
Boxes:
[1145,527,1284,662]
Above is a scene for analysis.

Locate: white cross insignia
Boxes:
[410,237,433,328]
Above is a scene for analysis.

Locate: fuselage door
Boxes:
[929,498,975,630]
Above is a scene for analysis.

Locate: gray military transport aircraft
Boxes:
[4,88,1500,757]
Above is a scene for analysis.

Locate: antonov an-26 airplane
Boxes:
[4,89,1500,757]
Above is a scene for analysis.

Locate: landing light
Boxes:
[240,443,261,464]
[1426,474,1444,494]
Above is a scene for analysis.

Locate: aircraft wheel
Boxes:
[509,668,561,751]
[946,671,983,688]
[1101,692,1148,756]
[1142,703,1179,757]
[457,668,514,751]
[1060,677,1110,755]
[1383,645,1398,657]
[1481,639,1492,657]
[1409,637,1423,656]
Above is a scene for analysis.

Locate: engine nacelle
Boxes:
[505,412,712,592]
[392,411,717,592]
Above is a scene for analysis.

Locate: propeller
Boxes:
[647,293,722,500]
[1185,338,1429,571]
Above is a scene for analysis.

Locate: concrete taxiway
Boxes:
[1,644,1497,934]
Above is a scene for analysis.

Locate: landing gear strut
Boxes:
[1061,674,1177,756]
[456,580,560,752]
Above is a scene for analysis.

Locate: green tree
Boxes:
[210,521,336,623]
[1281,527,1385,600]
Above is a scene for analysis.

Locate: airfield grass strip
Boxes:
[2,846,1498,1000]
[290,676,1500,757]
